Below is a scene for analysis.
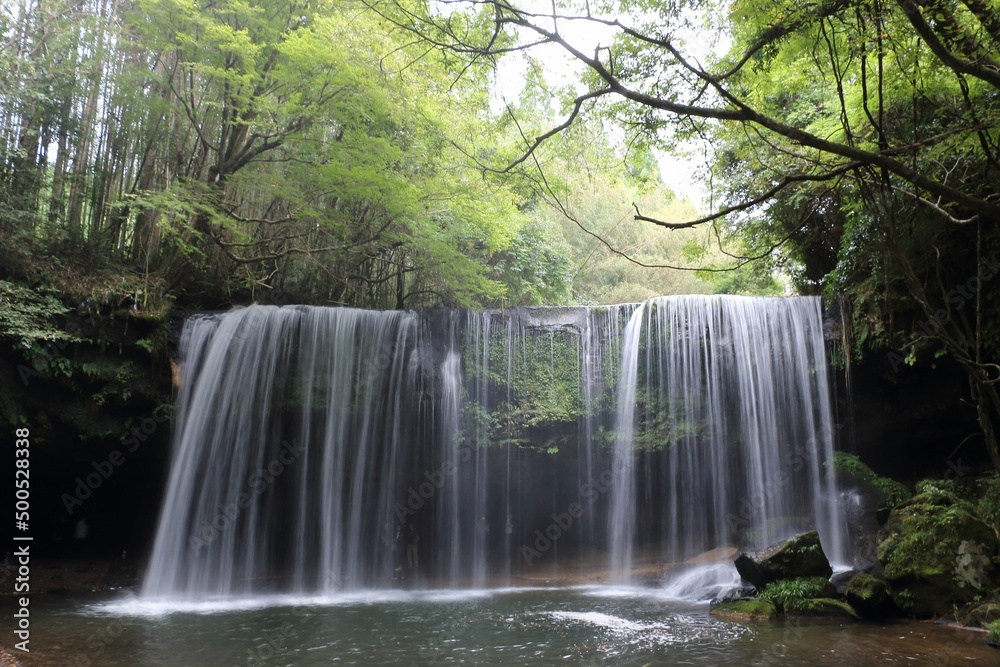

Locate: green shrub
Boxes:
[987,619,1000,647]
[758,577,836,608]
[785,597,861,620]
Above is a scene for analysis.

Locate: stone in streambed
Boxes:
[734,530,833,589]
[710,598,779,622]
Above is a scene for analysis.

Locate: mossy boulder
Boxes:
[784,597,861,621]
[735,531,833,589]
[831,452,912,514]
[710,598,779,622]
[830,453,911,566]
[844,573,896,619]
[877,481,1000,617]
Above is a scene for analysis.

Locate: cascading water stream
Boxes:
[607,296,848,584]
[142,296,848,601]
[607,303,645,581]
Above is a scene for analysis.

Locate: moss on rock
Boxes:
[832,452,911,511]
[844,573,895,619]
[710,598,779,622]
[877,482,1000,617]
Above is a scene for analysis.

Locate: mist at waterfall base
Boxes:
[140,295,848,604]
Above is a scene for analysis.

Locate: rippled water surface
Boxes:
[15,587,997,666]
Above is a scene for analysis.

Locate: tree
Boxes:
[0,0,548,310]
[374,0,1000,470]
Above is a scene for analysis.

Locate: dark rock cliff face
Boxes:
[1,307,175,559]
[832,351,988,480]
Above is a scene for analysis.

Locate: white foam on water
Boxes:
[89,587,504,616]
[660,563,744,601]
[547,611,647,633]
[543,606,753,647]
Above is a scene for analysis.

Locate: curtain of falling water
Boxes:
[143,297,847,600]
[143,306,419,598]
[607,296,847,581]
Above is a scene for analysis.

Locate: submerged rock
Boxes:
[734,531,833,589]
[877,482,1000,617]
[844,573,895,619]
[710,598,779,622]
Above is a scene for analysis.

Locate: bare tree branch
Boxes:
[633,161,862,230]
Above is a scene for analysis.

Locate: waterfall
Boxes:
[606,296,847,580]
[143,306,420,598]
[607,303,645,581]
[143,297,847,600]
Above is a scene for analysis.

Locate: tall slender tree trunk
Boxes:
[67,0,115,243]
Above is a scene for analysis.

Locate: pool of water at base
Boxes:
[10,586,997,666]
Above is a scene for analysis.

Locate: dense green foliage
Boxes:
[988,619,1000,646]
[1,0,755,321]
[0,280,78,348]
[977,474,1000,531]
[878,481,999,615]
[462,325,587,450]
[758,576,837,608]
[1,0,535,310]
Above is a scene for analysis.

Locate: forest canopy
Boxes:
[0,0,739,315]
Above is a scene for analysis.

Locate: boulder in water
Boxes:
[830,568,860,595]
[734,530,833,589]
